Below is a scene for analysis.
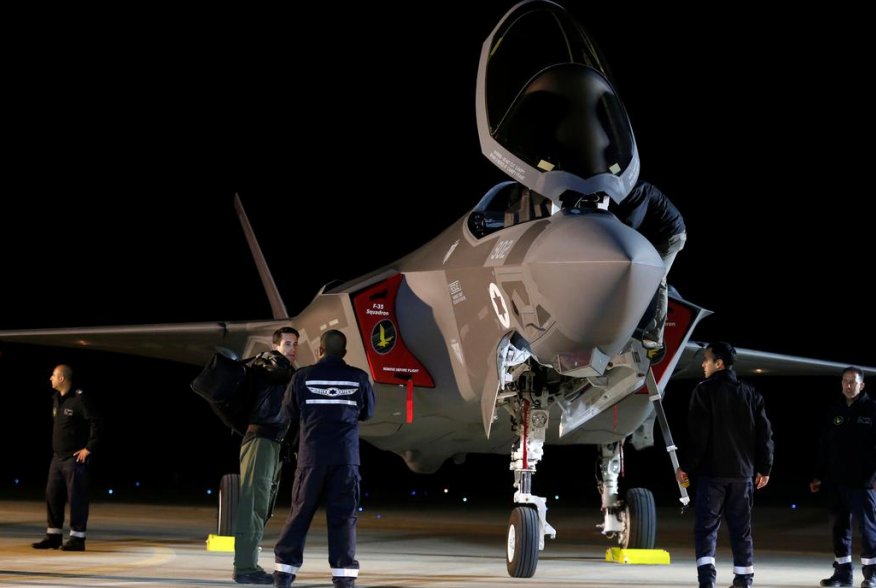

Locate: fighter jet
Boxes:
[1,1,873,580]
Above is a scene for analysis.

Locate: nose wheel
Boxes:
[506,505,539,577]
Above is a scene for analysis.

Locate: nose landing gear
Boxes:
[505,391,556,578]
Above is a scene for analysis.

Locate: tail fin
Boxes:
[234,193,288,319]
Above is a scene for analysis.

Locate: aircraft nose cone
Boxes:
[519,211,664,373]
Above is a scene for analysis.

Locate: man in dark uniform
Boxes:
[608,180,686,353]
[273,329,375,588]
[676,342,774,588]
[233,326,299,585]
[32,364,103,551]
[811,367,876,588]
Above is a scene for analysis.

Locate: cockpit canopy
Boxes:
[476,0,639,206]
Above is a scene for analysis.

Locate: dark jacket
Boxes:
[683,368,774,478]
[814,391,876,488]
[610,180,686,244]
[244,350,294,443]
[52,389,103,459]
[285,355,375,467]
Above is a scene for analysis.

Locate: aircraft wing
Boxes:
[0,320,287,366]
[5,323,873,378]
[673,341,876,379]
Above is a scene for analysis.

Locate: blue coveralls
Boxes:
[815,391,876,579]
[274,355,375,584]
[45,389,102,540]
[682,369,774,586]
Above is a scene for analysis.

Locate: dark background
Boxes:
[1,3,873,514]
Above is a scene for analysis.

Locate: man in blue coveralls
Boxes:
[273,329,375,588]
[676,342,774,588]
[810,367,876,588]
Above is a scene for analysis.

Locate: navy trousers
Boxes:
[829,486,876,562]
[694,477,754,582]
[45,456,90,535]
[275,465,360,578]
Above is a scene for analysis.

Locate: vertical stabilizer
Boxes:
[234,194,289,319]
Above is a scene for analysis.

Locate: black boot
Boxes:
[820,562,853,587]
[232,569,274,584]
[273,571,295,588]
[60,537,86,551]
[698,563,717,588]
[332,578,356,588]
[862,564,876,588]
[31,534,62,549]
[731,573,753,587]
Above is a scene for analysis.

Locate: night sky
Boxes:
[1,3,873,512]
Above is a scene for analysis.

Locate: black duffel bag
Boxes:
[191,353,255,436]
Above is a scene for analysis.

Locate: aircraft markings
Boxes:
[489,283,510,328]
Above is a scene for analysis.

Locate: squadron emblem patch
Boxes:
[371,319,396,354]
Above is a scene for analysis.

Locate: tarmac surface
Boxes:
[0,499,853,587]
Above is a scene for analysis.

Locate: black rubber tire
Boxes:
[624,487,656,549]
[218,473,240,536]
[506,505,539,577]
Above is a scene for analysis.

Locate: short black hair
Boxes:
[841,366,864,381]
[56,364,73,379]
[272,326,299,345]
[321,329,347,357]
[707,341,737,367]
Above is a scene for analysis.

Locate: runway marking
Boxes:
[0,543,178,585]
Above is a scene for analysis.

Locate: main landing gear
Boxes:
[595,442,656,549]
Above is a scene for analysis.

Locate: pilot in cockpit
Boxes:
[561,181,686,355]
[609,180,686,353]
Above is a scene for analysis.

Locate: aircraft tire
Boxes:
[218,473,240,536]
[624,487,656,549]
[506,505,539,577]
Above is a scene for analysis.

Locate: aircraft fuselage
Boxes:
[284,209,665,472]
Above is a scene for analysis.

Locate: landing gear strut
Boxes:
[505,378,556,578]
[596,442,657,549]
